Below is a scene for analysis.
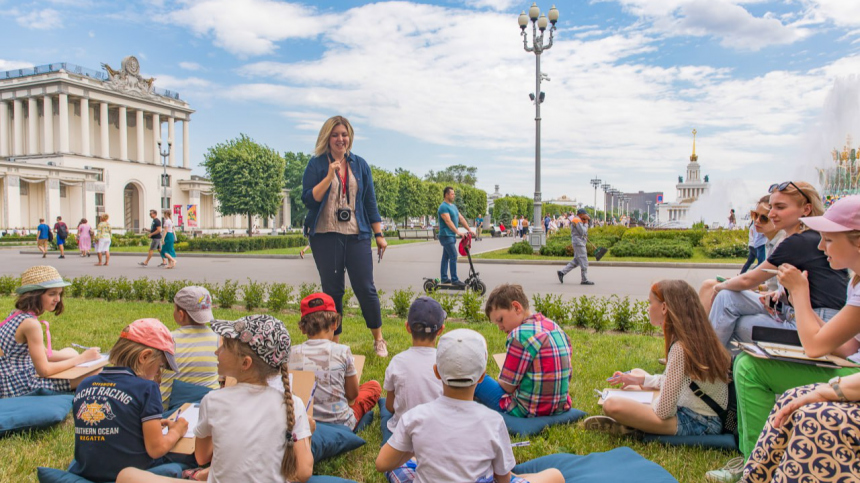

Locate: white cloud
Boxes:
[179,61,204,71]
[0,59,34,71]
[800,0,860,29]
[16,8,62,30]
[464,0,518,11]
[166,0,326,57]
[153,74,213,91]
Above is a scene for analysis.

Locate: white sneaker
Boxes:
[705,456,745,482]
[374,339,389,357]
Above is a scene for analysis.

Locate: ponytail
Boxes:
[280,364,297,480]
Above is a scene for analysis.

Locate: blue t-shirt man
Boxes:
[437,202,460,238]
[36,223,50,240]
[70,367,165,482]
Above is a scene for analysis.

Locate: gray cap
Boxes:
[436,329,487,387]
[174,286,214,324]
[408,296,446,334]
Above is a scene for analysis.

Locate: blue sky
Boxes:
[3,0,860,219]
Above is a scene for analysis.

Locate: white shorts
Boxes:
[97,238,111,253]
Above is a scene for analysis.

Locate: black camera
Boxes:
[337,208,352,222]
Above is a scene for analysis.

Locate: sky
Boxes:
[3,0,860,216]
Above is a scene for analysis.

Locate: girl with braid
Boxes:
[117,315,313,483]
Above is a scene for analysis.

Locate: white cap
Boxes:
[436,329,488,387]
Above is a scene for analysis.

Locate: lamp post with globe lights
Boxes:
[646,200,653,226]
[601,183,611,224]
[590,178,601,220]
[518,3,559,250]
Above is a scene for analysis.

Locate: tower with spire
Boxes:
[657,129,711,224]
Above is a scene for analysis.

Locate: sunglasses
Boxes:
[768,181,812,205]
[751,213,769,224]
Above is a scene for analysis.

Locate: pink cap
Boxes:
[801,196,860,233]
[120,318,178,372]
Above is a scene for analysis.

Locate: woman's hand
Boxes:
[777,264,808,300]
[81,347,102,362]
[607,371,645,389]
[326,159,340,180]
[772,384,833,428]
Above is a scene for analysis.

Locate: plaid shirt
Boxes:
[498,313,572,417]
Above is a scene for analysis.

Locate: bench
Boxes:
[397,229,436,240]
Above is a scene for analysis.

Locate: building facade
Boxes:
[0,58,289,233]
[656,129,709,224]
[620,191,663,221]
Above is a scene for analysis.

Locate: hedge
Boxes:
[187,235,308,252]
[0,236,38,242]
[508,241,534,255]
[621,228,706,247]
[610,239,693,258]
[700,230,748,258]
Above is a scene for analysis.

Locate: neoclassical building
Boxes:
[657,129,709,223]
[0,57,289,233]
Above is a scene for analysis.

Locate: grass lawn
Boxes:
[0,297,730,482]
[473,247,746,265]
[108,238,428,255]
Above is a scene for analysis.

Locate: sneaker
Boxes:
[373,339,389,357]
[582,416,639,437]
[705,457,745,482]
[452,280,466,287]
[58,255,65,259]
[42,253,46,258]
[581,280,595,285]
[557,271,564,284]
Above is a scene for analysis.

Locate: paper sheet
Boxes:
[164,404,199,438]
[601,389,654,404]
[78,354,109,368]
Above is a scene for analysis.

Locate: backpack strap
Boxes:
[689,381,725,418]
[0,311,52,358]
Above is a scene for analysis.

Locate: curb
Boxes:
[19,250,303,260]
[465,258,743,269]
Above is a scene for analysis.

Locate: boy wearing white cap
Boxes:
[159,286,219,407]
[375,329,563,483]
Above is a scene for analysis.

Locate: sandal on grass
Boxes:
[582,416,641,437]
[182,468,206,480]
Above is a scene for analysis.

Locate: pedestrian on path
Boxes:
[36,218,50,258]
[301,115,389,357]
[95,214,111,267]
[160,209,177,269]
[53,216,68,259]
[76,218,92,258]
[557,209,594,285]
[139,210,164,267]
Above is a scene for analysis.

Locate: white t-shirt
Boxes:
[383,346,442,431]
[288,339,357,427]
[388,396,516,483]
[195,383,311,483]
[846,281,860,362]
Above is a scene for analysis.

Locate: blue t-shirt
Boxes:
[70,367,165,482]
[437,202,459,238]
[36,224,50,240]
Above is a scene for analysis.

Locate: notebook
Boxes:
[738,326,860,369]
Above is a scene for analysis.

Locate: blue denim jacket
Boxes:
[302,152,382,240]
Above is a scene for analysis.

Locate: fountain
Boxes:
[820,135,860,206]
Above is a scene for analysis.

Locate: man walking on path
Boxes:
[53,216,68,259]
[36,218,50,258]
[139,209,163,267]
[437,186,473,286]
[557,208,594,285]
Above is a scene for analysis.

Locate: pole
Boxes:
[532,49,544,250]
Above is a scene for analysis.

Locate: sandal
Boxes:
[138,262,148,267]
[182,468,206,480]
[582,416,641,437]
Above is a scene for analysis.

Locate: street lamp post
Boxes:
[157,140,172,212]
[590,177,601,220]
[519,3,559,251]
[646,200,652,226]
[601,184,610,224]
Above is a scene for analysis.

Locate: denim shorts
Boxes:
[386,459,530,483]
[675,406,722,436]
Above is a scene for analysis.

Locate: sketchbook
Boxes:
[596,389,657,406]
[738,326,860,369]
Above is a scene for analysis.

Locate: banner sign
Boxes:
[186,204,198,228]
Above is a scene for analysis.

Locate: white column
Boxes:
[118,106,127,161]
[182,120,190,168]
[135,109,144,162]
[80,98,90,156]
[4,176,22,229]
[42,95,53,154]
[100,102,109,158]
[27,97,39,155]
[167,117,175,166]
[12,99,23,156]
[58,93,69,153]
[151,113,160,164]
[84,180,96,224]
[46,178,61,223]
[0,101,8,156]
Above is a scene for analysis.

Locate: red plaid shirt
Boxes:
[498,313,572,417]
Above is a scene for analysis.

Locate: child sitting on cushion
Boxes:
[474,284,573,417]
[288,293,381,430]
[0,266,101,398]
[376,329,564,483]
[70,319,188,482]
[382,297,445,442]
[159,286,219,408]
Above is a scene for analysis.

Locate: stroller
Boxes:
[423,232,487,295]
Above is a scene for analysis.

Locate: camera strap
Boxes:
[328,153,351,205]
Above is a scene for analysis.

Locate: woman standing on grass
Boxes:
[160,210,177,269]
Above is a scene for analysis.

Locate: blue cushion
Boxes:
[512,448,678,483]
[37,463,185,483]
[379,397,393,446]
[501,408,586,436]
[642,433,739,451]
[0,389,73,436]
[312,422,366,462]
[354,406,374,434]
[166,380,214,412]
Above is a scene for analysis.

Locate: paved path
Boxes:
[1,238,732,301]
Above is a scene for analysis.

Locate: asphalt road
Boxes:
[1,237,731,301]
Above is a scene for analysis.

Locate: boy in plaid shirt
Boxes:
[475,284,572,417]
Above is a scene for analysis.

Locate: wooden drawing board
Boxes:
[353,354,366,381]
[493,353,506,371]
[46,357,109,381]
[597,389,658,406]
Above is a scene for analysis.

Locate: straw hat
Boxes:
[16,266,72,294]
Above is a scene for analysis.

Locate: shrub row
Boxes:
[700,230,748,258]
[621,227,706,247]
[531,293,655,334]
[508,240,534,255]
[187,235,308,252]
[610,239,693,258]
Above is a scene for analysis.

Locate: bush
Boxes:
[508,241,534,255]
[217,280,240,309]
[532,293,571,325]
[377,289,387,310]
[460,289,485,322]
[610,295,635,332]
[187,235,308,252]
[298,282,320,301]
[68,275,90,298]
[539,242,571,257]
[392,287,416,318]
[610,239,693,258]
[132,277,157,303]
[701,229,748,258]
[0,275,18,296]
[427,289,457,315]
[114,277,134,301]
[703,242,748,258]
[343,287,355,308]
[243,279,267,311]
[267,283,293,313]
[588,296,610,332]
[621,228,705,247]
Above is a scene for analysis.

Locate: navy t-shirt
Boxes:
[767,229,849,311]
[36,223,50,240]
[69,367,164,482]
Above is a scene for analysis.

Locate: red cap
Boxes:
[120,318,178,372]
[300,293,337,317]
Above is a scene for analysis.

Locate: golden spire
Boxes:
[690,128,698,162]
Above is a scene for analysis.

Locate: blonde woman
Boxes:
[95,214,112,267]
[160,210,177,269]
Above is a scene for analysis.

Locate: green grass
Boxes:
[0,297,730,482]
[473,247,746,264]
[108,238,427,255]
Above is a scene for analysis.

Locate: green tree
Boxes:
[423,181,445,220]
[203,134,286,236]
[283,151,311,228]
[371,166,399,220]
[395,168,424,226]
[424,164,478,186]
